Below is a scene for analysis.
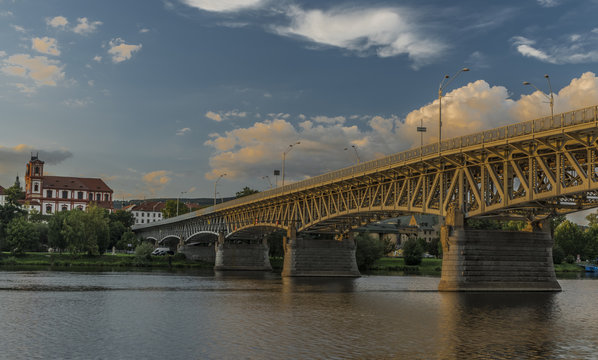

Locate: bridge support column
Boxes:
[439,207,561,292]
[282,228,360,277]
[179,243,216,263]
[214,233,272,271]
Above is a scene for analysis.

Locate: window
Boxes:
[78,192,83,200]
[62,191,68,199]
[141,219,145,223]
[142,213,145,217]
[47,190,52,198]
[61,205,68,211]
[96,194,101,201]
[89,193,93,201]
[34,183,39,192]
[46,205,52,214]
[153,213,155,217]
[104,194,109,202]
[77,205,83,210]
[34,167,40,175]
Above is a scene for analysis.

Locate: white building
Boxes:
[125,201,165,225]
[0,185,6,206]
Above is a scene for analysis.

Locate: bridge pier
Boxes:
[214,233,272,271]
[281,226,360,277]
[438,207,561,292]
[178,243,216,263]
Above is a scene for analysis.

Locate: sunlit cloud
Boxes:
[205,111,223,122]
[32,37,60,56]
[204,72,598,182]
[72,17,102,35]
[181,0,268,12]
[107,38,142,63]
[176,127,191,136]
[46,16,69,28]
[12,24,26,33]
[1,53,65,87]
[142,170,172,194]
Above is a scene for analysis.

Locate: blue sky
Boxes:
[1,0,598,207]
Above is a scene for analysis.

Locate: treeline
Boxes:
[0,183,137,255]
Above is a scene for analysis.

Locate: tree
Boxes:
[583,225,598,260]
[162,199,190,219]
[61,206,110,255]
[5,216,39,254]
[402,238,424,266]
[109,210,135,228]
[117,230,138,250]
[554,220,585,258]
[48,211,69,251]
[3,181,25,206]
[236,187,259,198]
[0,203,26,249]
[355,233,387,270]
[586,211,598,227]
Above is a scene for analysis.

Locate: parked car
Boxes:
[151,248,174,256]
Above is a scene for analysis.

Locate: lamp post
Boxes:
[214,173,226,206]
[344,145,361,164]
[262,175,272,189]
[523,74,554,121]
[416,119,427,148]
[281,142,300,188]
[176,191,187,216]
[438,68,470,154]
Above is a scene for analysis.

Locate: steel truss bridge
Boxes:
[133,105,598,243]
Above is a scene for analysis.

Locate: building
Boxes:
[357,214,441,252]
[23,154,113,214]
[0,185,6,206]
[125,201,165,225]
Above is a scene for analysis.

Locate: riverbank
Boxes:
[0,252,213,269]
[368,257,585,276]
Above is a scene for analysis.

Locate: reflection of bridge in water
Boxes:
[133,105,598,291]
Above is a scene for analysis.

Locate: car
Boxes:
[151,247,174,256]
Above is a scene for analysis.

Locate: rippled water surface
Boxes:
[0,270,597,359]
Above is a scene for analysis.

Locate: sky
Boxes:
[1,0,598,221]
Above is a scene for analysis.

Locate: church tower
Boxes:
[25,153,44,199]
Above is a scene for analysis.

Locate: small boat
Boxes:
[579,263,598,272]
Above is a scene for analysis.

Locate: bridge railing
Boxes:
[133,105,597,229]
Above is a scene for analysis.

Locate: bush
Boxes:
[355,233,386,270]
[403,238,424,266]
[173,252,186,261]
[552,245,565,264]
[565,254,576,264]
[135,242,154,261]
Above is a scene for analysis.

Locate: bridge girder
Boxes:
[133,106,598,240]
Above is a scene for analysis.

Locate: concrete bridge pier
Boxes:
[281,225,360,277]
[214,233,272,271]
[178,242,216,263]
[438,207,561,292]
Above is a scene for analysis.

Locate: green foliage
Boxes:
[34,222,49,251]
[565,254,575,264]
[267,232,284,257]
[162,199,190,219]
[426,237,441,258]
[60,205,110,255]
[47,211,69,251]
[235,186,259,198]
[552,245,565,264]
[135,242,154,260]
[586,211,598,227]
[502,220,525,231]
[117,230,138,250]
[466,218,502,230]
[554,220,585,258]
[109,210,135,228]
[355,233,387,270]
[0,203,27,248]
[402,238,424,266]
[5,216,39,254]
[550,215,567,236]
[3,182,25,206]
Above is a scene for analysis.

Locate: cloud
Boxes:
[0,10,13,17]
[142,170,172,194]
[93,55,102,62]
[537,0,559,7]
[63,98,93,107]
[512,32,598,64]
[107,38,142,63]
[139,28,150,33]
[12,24,26,33]
[205,111,223,122]
[0,145,72,183]
[312,115,346,124]
[181,0,267,12]
[47,16,68,28]
[1,53,65,87]
[72,17,102,35]
[275,6,446,66]
[0,51,6,57]
[204,72,598,182]
[32,37,60,56]
[176,127,191,136]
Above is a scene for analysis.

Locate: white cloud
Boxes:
[275,6,446,66]
[93,55,102,62]
[0,10,13,17]
[176,127,191,136]
[32,37,60,56]
[204,73,598,182]
[205,111,223,122]
[88,80,94,86]
[72,17,102,35]
[47,16,68,28]
[512,33,598,64]
[107,38,142,63]
[537,0,559,7]
[1,54,65,87]
[182,0,267,12]
[64,98,93,107]
[12,24,25,33]
[0,51,6,57]
[312,115,345,124]
[14,83,37,94]
[139,28,150,33]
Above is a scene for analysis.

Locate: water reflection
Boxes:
[438,292,559,359]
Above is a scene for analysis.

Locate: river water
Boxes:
[0,270,596,360]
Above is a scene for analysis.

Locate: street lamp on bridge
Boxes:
[176,191,186,216]
[214,173,226,206]
[281,142,300,188]
[523,74,554,121]
[438,67,470,154]
[344,145,361,164]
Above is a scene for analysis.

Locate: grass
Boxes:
[0,252,213,269]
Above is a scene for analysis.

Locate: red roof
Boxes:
[132,201,165,212]
[0,185,5,195]
[42,176,113,193]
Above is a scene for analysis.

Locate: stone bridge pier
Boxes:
[439,207,561,292]
[282,225,361,277]
[214,233,272,271]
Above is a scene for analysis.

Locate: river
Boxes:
[0,270,596,359]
